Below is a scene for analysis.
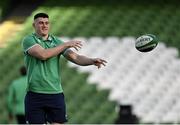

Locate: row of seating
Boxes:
[68,36,180,123]
[0,1,180,123]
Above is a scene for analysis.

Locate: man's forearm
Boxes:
[29,40,82,60]
[74,55,94,66]
[42,44,67,59]
[28,44,68,60]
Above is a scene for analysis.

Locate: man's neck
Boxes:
[35,33,48,40]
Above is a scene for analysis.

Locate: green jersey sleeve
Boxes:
[22,35,37,54]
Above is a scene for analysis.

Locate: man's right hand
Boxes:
[64,40,83,51]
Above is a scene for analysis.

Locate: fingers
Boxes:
[68,40,83,51]
[94,58,107,68]
[100,59,107,66]
[74,42,82,51]
[96,59,107,64]
[98,65,101,69]
[101,62,106,67]
[101,59,107,63]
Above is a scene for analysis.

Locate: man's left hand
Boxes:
[92,58,107,69]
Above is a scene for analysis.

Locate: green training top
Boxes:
[7,76,27,115]
[22,33,66,94]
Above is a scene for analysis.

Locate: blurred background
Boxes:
[0,0,180,124]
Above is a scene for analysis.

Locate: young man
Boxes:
[22,12,107,124]
[7,66,27,124]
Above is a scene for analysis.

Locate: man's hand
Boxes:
[64,40,83,51]
[92,58,107,69]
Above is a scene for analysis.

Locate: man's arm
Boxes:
[28,41,82,60]
[64,50,107,68]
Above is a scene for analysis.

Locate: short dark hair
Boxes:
[34,13,49,20]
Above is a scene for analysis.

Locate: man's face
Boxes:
[33,17,50,36]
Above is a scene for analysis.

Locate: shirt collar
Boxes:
[33,33,53,42]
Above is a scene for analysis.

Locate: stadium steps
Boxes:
[69,36,180,123]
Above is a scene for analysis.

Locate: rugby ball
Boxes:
[135,34,158,52]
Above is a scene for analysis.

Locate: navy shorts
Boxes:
[25,91,67,124]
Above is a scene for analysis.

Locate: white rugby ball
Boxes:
[135,34,158,52]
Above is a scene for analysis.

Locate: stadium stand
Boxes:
[0,0,180,124]
[68,37,180,123]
